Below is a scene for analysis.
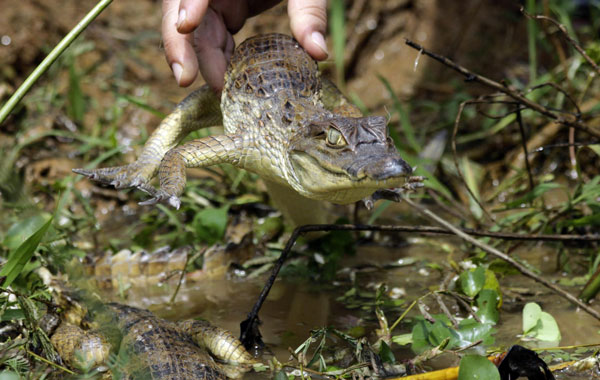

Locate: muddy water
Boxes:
[95,237,598,378]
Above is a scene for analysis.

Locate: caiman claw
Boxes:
[362,175,426,210]
[72,160,157,190]
[138,190,181,209]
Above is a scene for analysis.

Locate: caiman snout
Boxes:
[363,156,413,180]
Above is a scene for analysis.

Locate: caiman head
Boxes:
[288,115,414,204]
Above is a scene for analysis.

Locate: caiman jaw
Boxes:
[353,155,413,181]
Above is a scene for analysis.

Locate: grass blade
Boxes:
[329,0,346,88]
[0,217,53,288]
[378,75,421,153]
[0,0,113,124]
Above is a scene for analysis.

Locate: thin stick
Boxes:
[402,196,600,321]
[522,7,600,77]
[0,0,113,124]
[169,253,190,305]
[516,108,535,191]
[404,39,600,139]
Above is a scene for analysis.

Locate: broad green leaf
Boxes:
[589,144,600,156]
[457,355,500,380]
[0,217,53,288]
[522,302,542,334]
[2,213,52,251]
[533,312,561,342]
[475,290,500,324]
[273,370,289,380]
[460,266,486,297]
[391,334,412,346]
[456,319,496,347]
[483,269,502,307]
[429,320,459,348]
[192,206,229,244]
[523,303,561,342]
[379,341,395,364]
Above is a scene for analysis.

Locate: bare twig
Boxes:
[516,108,535,191]
[522,7,600,77]
[444,291,482,323]
[528,82,582,116]
[434,292,458,329]
[404,39,600,139]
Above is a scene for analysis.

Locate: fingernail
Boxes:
[176,9,186,29]
[172,63,183,84]
[311,31,328,57]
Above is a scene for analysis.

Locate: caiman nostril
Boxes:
[366,157,412,180]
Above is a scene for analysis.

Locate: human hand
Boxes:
[162,0,328,91]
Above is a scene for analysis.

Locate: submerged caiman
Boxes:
[45,272,255,380]
[74,33,422,222]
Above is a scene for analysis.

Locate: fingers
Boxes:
[176,0,209,33]
[162,0,199,86]
[210,0,249,34]
[193,8,232,92]
[288,0,328,60]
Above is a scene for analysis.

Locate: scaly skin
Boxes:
[51,302,254,380]
[74,34,422,209]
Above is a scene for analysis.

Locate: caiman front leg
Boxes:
[73,85,222,191]
[140,134,244,208]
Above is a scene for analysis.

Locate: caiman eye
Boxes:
[326,128,346,147]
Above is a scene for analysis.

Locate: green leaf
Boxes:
[428,320,458,348]
[0,371,22,380]
[459,157,484,219]
[0,308,25,322]
[456,319,496,347]
[504,183,561,209]
[558,213,600,227]
[273,370,289,380]
[457,355,500,380]
[2,213,52,251]
[475,289,500,324]
[391,333,412,346]
[0,217,53,288]
[378,75,420,153]
[379,341,395,364]
[460,266,486,297]
[523,303,561,342]
[534,312,561,342]
[68,60,85,123]
[192,206,229,244]
[522,302,542,334]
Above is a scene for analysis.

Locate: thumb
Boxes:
[288,0,328,60]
